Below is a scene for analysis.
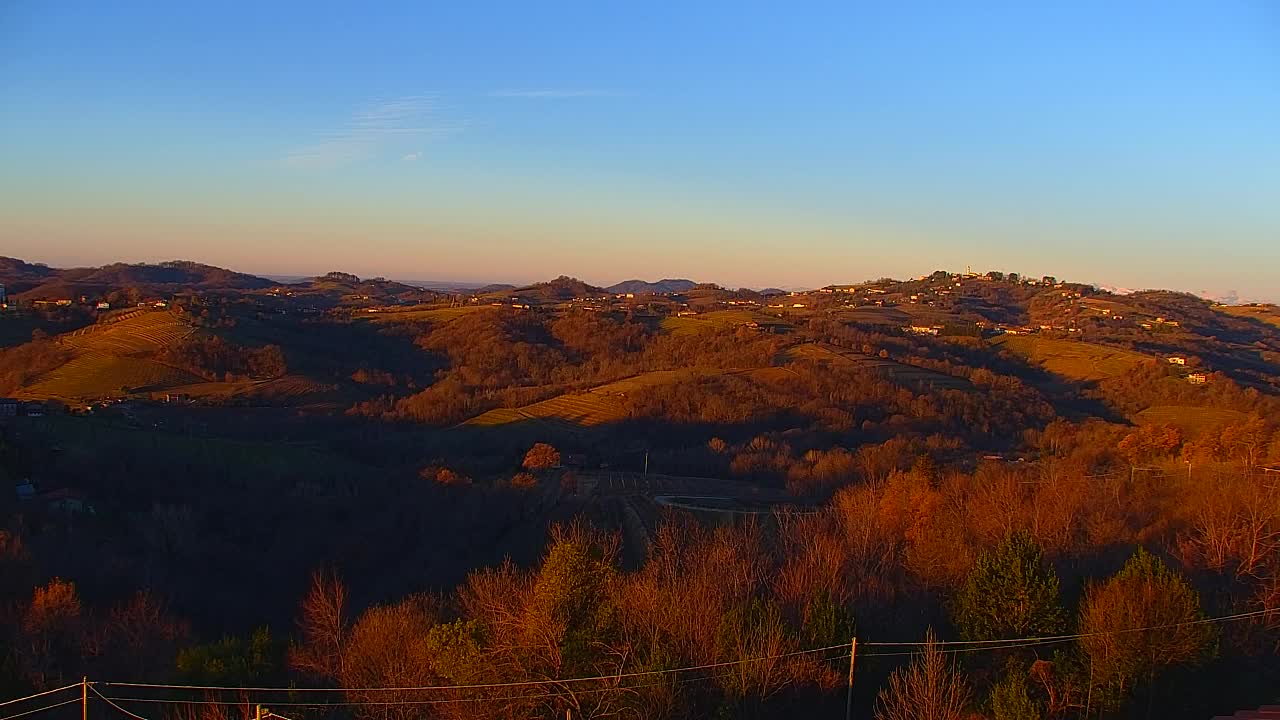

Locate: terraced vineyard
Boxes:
[992,335,1148,381]
[17,310,200,401]
[21,355,201,401]
[168,376,340,406]
[787,343,969,390]
[62,310,196,354]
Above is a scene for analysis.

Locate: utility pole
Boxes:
[643,451,649,478]
[82,677,87,720]
[255,705,263,720]
[845,637,857,720]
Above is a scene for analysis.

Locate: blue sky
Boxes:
[1,1,1277,299]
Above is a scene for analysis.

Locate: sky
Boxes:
[1,1,1278,299]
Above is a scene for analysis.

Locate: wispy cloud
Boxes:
[284,95,457,168]
[401,151,422,162]
[488,89,619,99]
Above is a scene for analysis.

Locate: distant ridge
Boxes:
[4,259,273,298]
[606,279,698,295]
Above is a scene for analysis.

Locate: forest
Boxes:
[2,269,1280,719]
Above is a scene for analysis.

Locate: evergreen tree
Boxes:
[953,531,1064,641]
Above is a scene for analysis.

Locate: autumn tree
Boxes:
[19,578,83,688]
[952,531,1064,641]
[1117,424,1182,480]
[92,591,190,681]
[875,629,971,720]
[523,442,561,471]
[340,595,441,720]
[1078,548,1215,709]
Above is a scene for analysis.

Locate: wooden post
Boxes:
[82,677,87,720]
[845,637,857,720]
[255,705,262,720]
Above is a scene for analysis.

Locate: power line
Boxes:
[16,605,1274,710]
[100,640,851,694]
[97,658,851,713]
[89,688,149,720]
[1,684,84,708]
[860,637,1075,659]
[0,698,82,720]
[858,608,1274,648]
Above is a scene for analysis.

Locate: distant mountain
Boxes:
[0,257,59,294]
[469,283,518,294]
[606,279,698,295]
[503,276,607,302]
[294,272,437,302]
[10,259,274,298]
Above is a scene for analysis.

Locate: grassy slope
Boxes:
[1135,406,1247,436]
[992,335,1148,382]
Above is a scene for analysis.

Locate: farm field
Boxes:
[992,335,1148,381]
[830,306,911,326]
[1135,405,1248,437]
[169,376,340,406]
[362,304,486,324]
[1219,304,1280,330]
[787,342,969,390]
[660,309,791,336]
[19,355,200,401]
[464,369,726,429]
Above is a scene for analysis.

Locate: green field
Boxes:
[992,335,1148,381]
[1135,405,1247,436]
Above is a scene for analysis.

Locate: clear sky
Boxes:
[1,2,1277,299]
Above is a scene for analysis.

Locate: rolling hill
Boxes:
[606,279,698,295]
[992,335,1150,382]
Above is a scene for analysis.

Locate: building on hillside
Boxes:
[0,398,18,417]
[1167,356,1187,366]
[1187,372,1208,385]
[39,488,93,515]
[23,402,46,417]
[15,481,36,501]
[907,325,941,336]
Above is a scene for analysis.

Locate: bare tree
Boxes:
[875,629,971,720]
[290,569,348,681]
